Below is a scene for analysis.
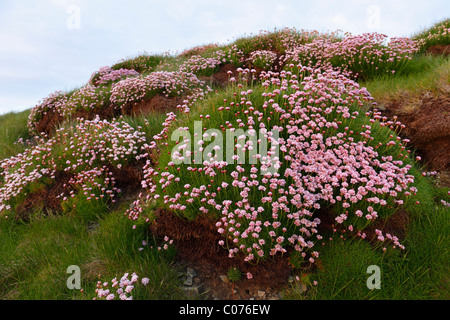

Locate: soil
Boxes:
[380,93,450,185]
[150,208,292,300]
[107,161,145,203]
[426,44,450,57]
[122,94,185,116]
[34,109,65,137]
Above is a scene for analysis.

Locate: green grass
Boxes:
[413,18,450,53]
[111,53,166,74]
[0,110,32,160]
[0,208,186,300]
[293,202,449,300]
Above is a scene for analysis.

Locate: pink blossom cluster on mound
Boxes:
[95,272,149,301]
[109,71,210,108]
[62,85,112,116]
[27,70,210,134]
[415,21,450,49]
[284,32,418,78]
[126,64,414,265]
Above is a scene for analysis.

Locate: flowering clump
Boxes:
[413,19,450,52]
[248,50,278,70]
[95,272,150,300]
[178,45,247,75]
[179,54,224,76]
[110,71,211,110]
[27,91,68,135]
[89,66,139,87]
[224,44,246,67]
[0,116,148,216]
[285,32,419,79]
[180,43,219,57]
[128,65,415,266]
[110,54,165,74]
[62,85,113,116]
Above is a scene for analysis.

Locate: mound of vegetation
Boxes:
[1,21,449,300]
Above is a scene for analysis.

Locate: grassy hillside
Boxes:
[0,21,449,301]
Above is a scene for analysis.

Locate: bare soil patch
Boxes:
[15,170,72,221]
[150,209,292,299]
[71,103,119,122]
[381,93,450,178]
[427,44,450,57]
[34,110,64,137]
[121,94,185,116]
[199,64,239,89]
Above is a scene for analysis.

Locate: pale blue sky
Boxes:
[0,0,448,114]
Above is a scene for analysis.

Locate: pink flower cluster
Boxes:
[415,21,450,50]
[0,116,148,215]
[248,50,278,69]
[110,71,210,108]
[28,70,211,134]
[89,66,139,86]
[27,91,68,134]
[180,43,219,57]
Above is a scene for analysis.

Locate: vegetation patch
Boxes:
[1,21,449,300]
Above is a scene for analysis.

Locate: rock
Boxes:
[186,267,197,277]
[219,275,229,284]
[257,290,266,298]
[182,286,202,298]
[297,283,307,294]
[183,275,193,286]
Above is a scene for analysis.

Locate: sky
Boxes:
[0,0,448,115]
